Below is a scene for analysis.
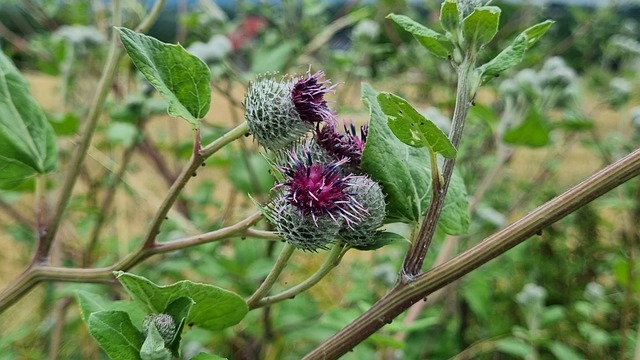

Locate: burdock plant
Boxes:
[2,2,639,360]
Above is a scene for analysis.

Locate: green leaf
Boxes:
[0,51,57,189]
[478,33,527,79]
[163,297,194,357]
[76,290,110,324]
[47,112,79,136]
[521,20,554,50]
[503,107,549,147]
[140,322,172,360]
[495,337,535,358]
[479,20,553,81]
[88,310,144,360]
[115,272,248,331]
[106,122,139,147]
[361,83,469,234]
[548,341,586,360]
[376,92,456,158]
[116,27,211,127]
[440,0,460,34]
[387,14,451,58]
[351,231,407,251]
[462,6,501,49]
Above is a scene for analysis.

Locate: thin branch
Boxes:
[0,212,265,313]
[252,243,348,309]
[304,148,640,360]
[246,243,295,307]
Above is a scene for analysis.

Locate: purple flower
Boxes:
[276,150,364,226]
[316,120,368,171]
[291,70,337,124]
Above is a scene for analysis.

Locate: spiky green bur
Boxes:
[244,76,311,150]
[339,176,386,247]
[269,198,341,251]
[142,313,176,346]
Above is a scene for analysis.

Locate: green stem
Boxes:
[252,243,348,309]
[401,55,476,279]
[246,243,295,308]
[304,147,640,360]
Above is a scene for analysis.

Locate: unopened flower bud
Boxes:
[338,176,386,247]
[142,313,176,346]
[245,70,337,150]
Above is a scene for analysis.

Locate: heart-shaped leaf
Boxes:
[115,272,248,331]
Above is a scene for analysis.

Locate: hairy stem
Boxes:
[305,148,640,359]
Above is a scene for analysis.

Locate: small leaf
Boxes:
[48,112,79,136]
[140,322,172,360]
[116,27,211,127]
[548,341,586,360]
[376,92,456,158]
[440,0,460,35]
[521,20,554,50]
[115,272,248,331]
[387,14,451,58]
[88,310,144,360]
[462,6,501,49]
[351,231,407,251]
[503,107,549,147]
[0,51,57,189]
[479,35,527,79]
[479,20,553,80]
[495,337,535,358]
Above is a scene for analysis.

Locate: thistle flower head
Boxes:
[276,150,365,227]
[267,197,342,251]
[291,70,337,124]
[316,120,368,172]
